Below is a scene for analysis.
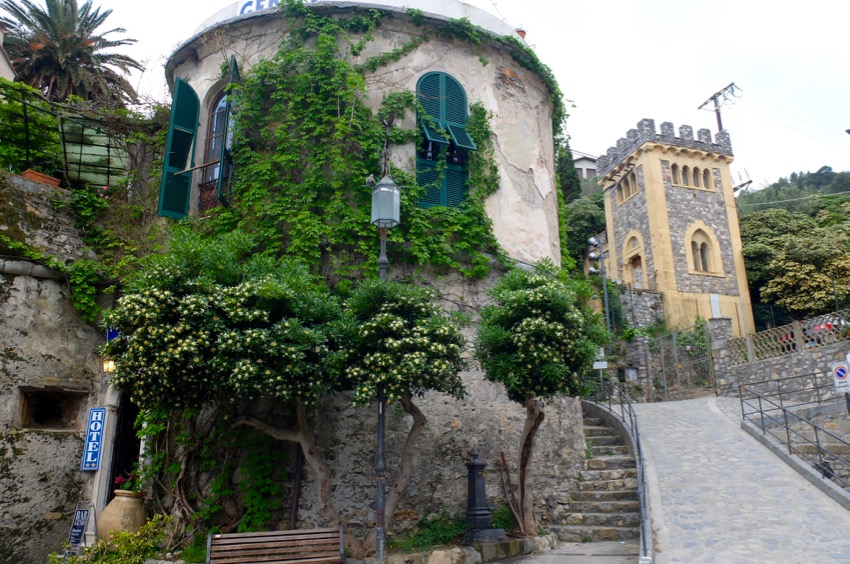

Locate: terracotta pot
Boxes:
[20,169,61,187]
[97,490,147,542]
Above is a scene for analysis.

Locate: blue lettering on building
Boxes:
[239,0,281,15]
[81,408,106,471]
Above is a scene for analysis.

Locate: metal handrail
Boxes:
[592,383,652,564]
[739,382,850,490]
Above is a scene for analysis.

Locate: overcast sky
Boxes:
[104,0,850,189]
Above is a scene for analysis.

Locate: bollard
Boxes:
[464,451,506,542]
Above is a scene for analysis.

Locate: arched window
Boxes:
[690,229,714,272]
[671,163,680,185]
[202,92,232,184]
[692,167,701,188]
[681,165,691,186]
[416,72,476,208]
[623,235,645,289]
[616,184,624,204]
[703,169,712,189]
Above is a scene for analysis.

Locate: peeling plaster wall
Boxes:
[0,174,103,564]
[165,4,560,265]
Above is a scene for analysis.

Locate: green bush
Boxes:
[388,512,470,552]
[491,503,517,531]
[48,515,172,564]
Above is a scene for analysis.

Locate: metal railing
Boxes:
[740,377,850,490]
[591,382,652,564]
[730,308,850,366]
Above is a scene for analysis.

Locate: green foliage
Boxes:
[68,259,102,322]
[740,207,850,317]
[556,139,583,205]
[49,515,172,564]
[388,512,470,552]
[562,194,606,269]
[343,278,468,405]
[236,434,288,532]
[0,79,63,174]
[475,261,608,403]
[491,503,517,530]
[102,228,345,409]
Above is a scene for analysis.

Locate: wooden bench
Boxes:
[206,526,344,563]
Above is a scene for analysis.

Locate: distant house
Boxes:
[573,154,597,179]
[0,25,16,80]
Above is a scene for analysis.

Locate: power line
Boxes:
[738,189,850,207]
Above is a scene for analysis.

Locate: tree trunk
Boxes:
[235,400,367,558]
[518,397,545,536]
[364,393,427,551]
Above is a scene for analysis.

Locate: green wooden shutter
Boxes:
[444,75,466,125]
[445,165,468,207]
[417,158,443,207]
[418,73,442,122]
[158,78,200,218]
[217,55,241,204]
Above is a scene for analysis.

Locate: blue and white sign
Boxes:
[831,362,850,393]
[68,508,90,546]
[81,408,106,471]
[239,0,319,15]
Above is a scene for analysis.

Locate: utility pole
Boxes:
[698,82,737,132]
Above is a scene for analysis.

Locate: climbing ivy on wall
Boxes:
[200,0,549,280]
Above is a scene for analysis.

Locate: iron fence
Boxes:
[646,322,714,401]
[740,374,850,490]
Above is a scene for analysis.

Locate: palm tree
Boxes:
[0,0,143,103]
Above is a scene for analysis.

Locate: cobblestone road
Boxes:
[635,396,850,563]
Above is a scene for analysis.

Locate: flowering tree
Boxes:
[474,262,607,534]
[342,279,467,544]
[102,228,353,544]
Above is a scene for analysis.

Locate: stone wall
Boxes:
[709,318,850,398]
[0,173,103,564]
[619,286,664,330]
[0,172,93,264]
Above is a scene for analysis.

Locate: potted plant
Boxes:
[97,470,148,542]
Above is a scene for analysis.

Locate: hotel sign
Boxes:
[239,0,319,15]
[81,408,106,471]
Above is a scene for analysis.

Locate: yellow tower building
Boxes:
[597,119,755,337]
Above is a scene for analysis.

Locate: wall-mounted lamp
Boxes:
[102,359,116,373]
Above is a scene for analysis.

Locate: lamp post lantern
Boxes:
[370,121,400,563]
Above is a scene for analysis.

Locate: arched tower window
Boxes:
[703,169,712,189]
[416,72,476,208]
[623,235,645,289]
[690,229,715,272]
[681,165,691,186]
[671,163,680,185]
[692,167,701,188]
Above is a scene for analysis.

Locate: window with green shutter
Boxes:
[416,72,476,208]
[158,78,200,218]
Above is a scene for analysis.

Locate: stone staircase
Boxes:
[552,414,641,543]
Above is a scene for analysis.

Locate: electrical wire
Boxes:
[737,190,850,207]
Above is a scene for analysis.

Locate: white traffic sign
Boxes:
[831,362,850,393]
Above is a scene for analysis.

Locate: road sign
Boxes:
[831,362,850,393]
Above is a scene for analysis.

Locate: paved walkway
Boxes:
[635,396,850,563]
[496,396,850,564]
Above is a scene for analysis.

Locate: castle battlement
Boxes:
[597,118,733,177]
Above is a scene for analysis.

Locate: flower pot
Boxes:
[20,169,61,187]
[97,490,147,542]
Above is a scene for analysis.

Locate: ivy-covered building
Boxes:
[158,0,565,268]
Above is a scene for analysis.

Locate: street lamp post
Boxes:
[587,237,612,335]
[370,133,400,564]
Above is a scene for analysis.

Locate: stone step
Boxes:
[562,511,641,528]
[569,499,640,514]
[549,525,641,543]
[572,490,639,502]
[591,444,631,456]
[585,435,627,446]
[580,468,638,482]
[578,477,638,491]
[583,417,604,427]
[584,426,619,437]
[585,455,636,471]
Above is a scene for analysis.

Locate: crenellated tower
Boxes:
[597,118,754,337]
